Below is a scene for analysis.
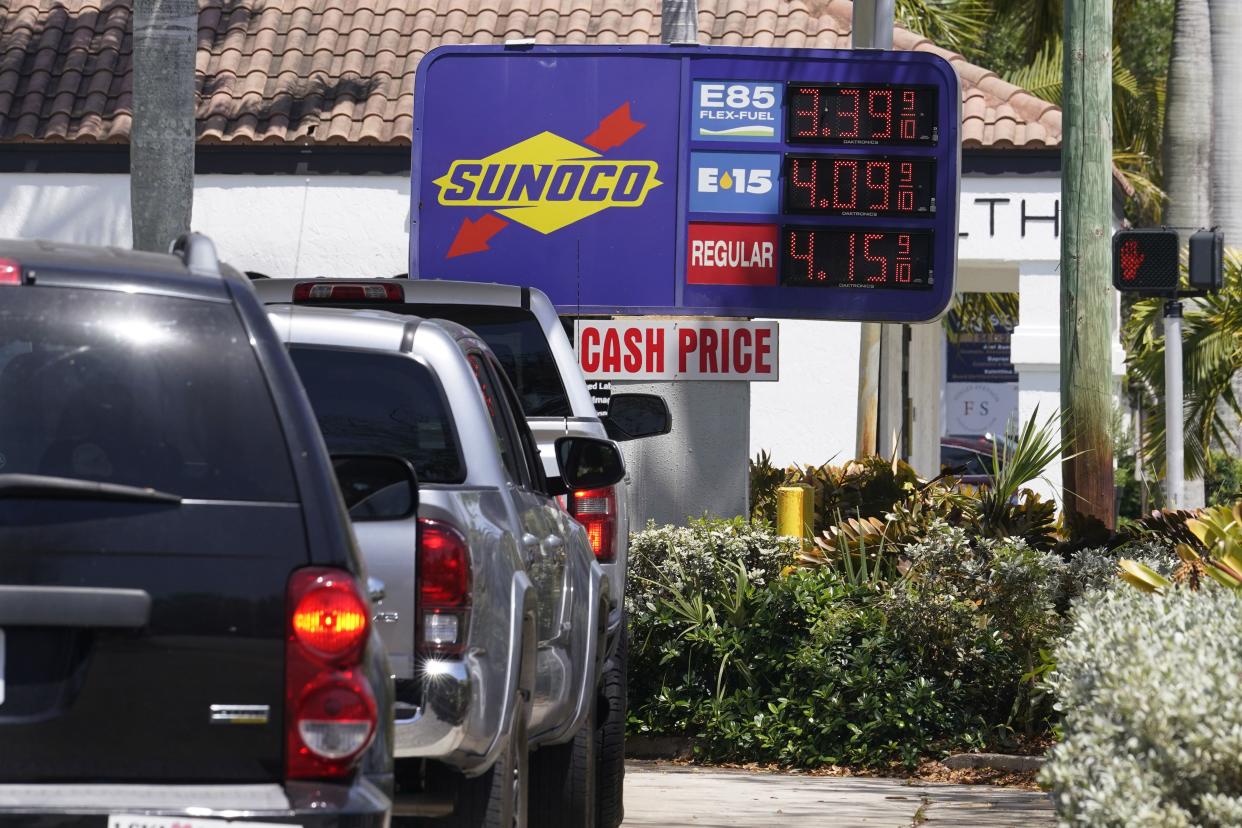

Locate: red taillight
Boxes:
[292,281,403,302]
[570,487,617,563]
[291,572,370,663]
[286,568,377,780]
[0,259,21,285]
[417,519,471,656]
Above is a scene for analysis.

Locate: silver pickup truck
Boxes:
[255,277,670,828]
[266,304,624,828]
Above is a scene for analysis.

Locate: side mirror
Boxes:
[330,454,419,521]
[554,436,626,492]
[603,393,671,441]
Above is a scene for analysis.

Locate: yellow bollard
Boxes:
[776,484,814,550]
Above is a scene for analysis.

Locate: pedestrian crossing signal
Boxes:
[1188,229,1224,292]
[1113,229,1180,294]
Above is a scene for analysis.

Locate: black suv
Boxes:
[0,236,397,826]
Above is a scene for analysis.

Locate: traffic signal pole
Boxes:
[1163,300,1185,508]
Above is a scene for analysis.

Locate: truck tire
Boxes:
[595,623,627,828]
[433,689,529,828]
[529,693,597,827]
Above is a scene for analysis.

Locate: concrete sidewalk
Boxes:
[622,763,1056,827]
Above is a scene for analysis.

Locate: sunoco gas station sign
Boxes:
[411,45,960,322]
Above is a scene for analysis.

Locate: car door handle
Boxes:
[0,585,150,628]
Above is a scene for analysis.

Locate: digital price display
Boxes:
[784,155,936,216]
[787,84,938,145]
[781,228,933,289]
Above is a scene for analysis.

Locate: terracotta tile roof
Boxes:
[0,0,1061,149]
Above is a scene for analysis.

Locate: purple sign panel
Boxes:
[411,45,960,322]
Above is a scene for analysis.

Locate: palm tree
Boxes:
[1125,250,1242,479]
[130,0,198,252]
[1163,0,1213,237]
[1211,0,1241,242]
[1210,1,1242,455]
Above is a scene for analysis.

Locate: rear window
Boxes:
[289,347,465,484]
[350,303,572,418]
[0,286,296,501]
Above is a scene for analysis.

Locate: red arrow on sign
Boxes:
[584,102,646,152]
[446,214,509,258]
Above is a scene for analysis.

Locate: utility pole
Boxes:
[661,0,698,44]
[1061,0,1116,534]
[853,0,899,459]
[131,0,197,252]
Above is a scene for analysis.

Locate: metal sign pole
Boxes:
[853,0,895,49]
[851,0,903,460]
[1163,299,1185,509]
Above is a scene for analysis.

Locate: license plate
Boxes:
[0,628,5,707]
[108,818,299,828]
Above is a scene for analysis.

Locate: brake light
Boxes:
[570,487,617,563]
[292,282,404,302]
[417,519,471,656]
[286,568,377,780]
[291,575,369,663]
[0,259,21,285]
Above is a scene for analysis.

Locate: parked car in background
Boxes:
[266,303,625,827]
[254,276,670,828]
[940,434,1010,488]
[0,236,398,826]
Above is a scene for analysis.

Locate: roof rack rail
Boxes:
[170,233,222,278]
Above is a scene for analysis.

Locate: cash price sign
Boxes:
[411,45,961,322]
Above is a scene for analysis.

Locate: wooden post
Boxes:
[1061,0,1116,535]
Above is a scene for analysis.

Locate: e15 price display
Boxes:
[781,228,933,289]
[788,84,938,145]
[785,155,935,216]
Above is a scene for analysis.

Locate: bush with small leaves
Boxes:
[1041,587,1242,826]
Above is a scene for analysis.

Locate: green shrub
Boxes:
[1206,451,1242,507]
[748,451,785,524]
[628,518,1067,768]
[1041,588,1242,826]
[1064,540,1178,598]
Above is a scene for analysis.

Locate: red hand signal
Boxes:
[1120,239,1145,281]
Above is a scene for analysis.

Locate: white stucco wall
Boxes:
[0,172,410,277]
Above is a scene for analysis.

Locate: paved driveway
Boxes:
[623,763,1056,827]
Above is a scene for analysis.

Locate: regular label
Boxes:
[687,223,778,286]
[692,81,783,142]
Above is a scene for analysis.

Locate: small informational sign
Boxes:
[576,320,779,381]
[944,294,1018,436]
[411,45,961,322]
[587,379,613,417]
[945,383,1018,436]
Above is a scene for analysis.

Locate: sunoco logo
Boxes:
[434,103,661,257]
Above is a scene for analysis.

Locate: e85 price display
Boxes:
[788,84,938,145]
[781,228,933,289]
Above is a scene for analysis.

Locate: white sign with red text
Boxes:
[575,320,779,381]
